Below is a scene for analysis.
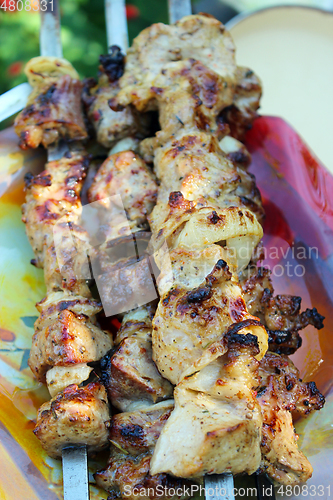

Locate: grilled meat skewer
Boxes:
[12,3,325,497]
[114,13,325,486]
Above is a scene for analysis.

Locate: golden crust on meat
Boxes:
[153,253,267,386]
[15,76,87,149]
[151,338,262,477]
[22,152,89,268]
[88,151,157,227]
[34,382,110,459]
[117,14,236,112]
[29,307,113,382]
[257,352,325,484]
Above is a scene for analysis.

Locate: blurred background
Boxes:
[1,0,333,95]
[0,0,332,132]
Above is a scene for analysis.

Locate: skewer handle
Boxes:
[40,0,63,57]
[62,446,90,500]
[204,473,235,500]
[105,0,128,53]
[168,0,192,23]
[0,83,31,122]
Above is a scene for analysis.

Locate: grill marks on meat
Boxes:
[29,297,112,383]
[34,382,110,459]
[15,75,87,149]
[22,153,89,271]
[146,131,264,226]
[88,128,177,495]
[82,47,150,149]
[101,308,173,412]
[95,401,192,499]
[153,250,267,385]
[217,66,262,141]
[150,340,262,478]
[116,15,237,113]
[257,352,325,484]
[115,13,325,486]
[88,151,157,229]
[240,266,325,354]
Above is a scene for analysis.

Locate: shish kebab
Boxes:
[18,1,111,499]
[15,1,173,500]
[85,7,324,500]
[11,2,326,500]
[105,8,324,497]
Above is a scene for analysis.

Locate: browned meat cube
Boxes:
[15,75,87,149]
[34,382,110,459]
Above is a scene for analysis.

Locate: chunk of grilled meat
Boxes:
[153,252,267,385]
[117,14,269,481]
[147,131,264,225]
[22,152,89,269]
[240,265,325,354]
[149,194,263,274]
[257,352,325,484]
[83,79,147,149]
[88,151,158,316]
[23,152,93,297]
[29,294,112,384]
[109,400,174,455]
[34,382,110,459]
[88,151,157,228]
[117,14,237,113]
[101,308,173,412]
[15,56,87,149]
[217,66,262,141]
[83,47,149,149]
[98,452,189,500]
[95,401,192,500]
[151,335,262,478]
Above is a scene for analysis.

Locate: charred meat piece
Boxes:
[29,305,113,383]
[258,352,325,417]
[240,266,325,354]
[15,75,87,149]
[116,14,237,112]
[34,382,110,459]
[151,334,262,478]
[101,311,173,412]
[97,451,189,500]
[82,47,149,149]
[257,352,325,484]
[88,151,157,228]
[95,401,191,500]
[22,152,93,297]
[153,251,267,385]
[22,152,89,269]
[217,66,262,141]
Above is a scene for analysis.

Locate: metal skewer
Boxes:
[0,83,31,122]
[39,2,90,499]
[105,0,128,53]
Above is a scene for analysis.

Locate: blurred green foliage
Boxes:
[0,0,168,95]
